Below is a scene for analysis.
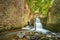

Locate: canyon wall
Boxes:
[0,0,30,31]
[47,0,60,33]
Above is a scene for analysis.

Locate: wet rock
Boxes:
[46,34,52,38]
[17,32,25,38]
[35,32,39,35]
[0,31,60,40]
[26,35,30,40]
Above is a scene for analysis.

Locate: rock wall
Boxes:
[47,0,60,33]
[0,0,30,30]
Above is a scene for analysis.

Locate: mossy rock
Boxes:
[46,23,60,33]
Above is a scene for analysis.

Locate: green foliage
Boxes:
[27,0,52,16]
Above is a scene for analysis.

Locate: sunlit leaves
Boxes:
[27,0,52,16]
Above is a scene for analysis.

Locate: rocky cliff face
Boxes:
[48,0,60,23]
[0,0,30,30]
[47,0,60,33]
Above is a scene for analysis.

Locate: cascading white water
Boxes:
[30,17,50,34]
[22,17,56,34]
[35,18,43,29]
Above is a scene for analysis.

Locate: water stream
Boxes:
[22,17,51,34]
[30,17,50,34]
[0,18,59,40]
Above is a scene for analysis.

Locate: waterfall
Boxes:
[30,17,50,34]
[22,17,56,34]
[35,18,43,29]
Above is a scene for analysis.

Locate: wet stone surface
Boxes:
[0,31,60,40]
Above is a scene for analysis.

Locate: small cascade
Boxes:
[22,17,56,34]
[30,17,50,34]
[35,18,43,29]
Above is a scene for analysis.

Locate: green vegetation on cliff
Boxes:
[27,0,52,16]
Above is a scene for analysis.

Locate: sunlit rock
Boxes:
[17,32,25,38]
[46,34,52,38]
